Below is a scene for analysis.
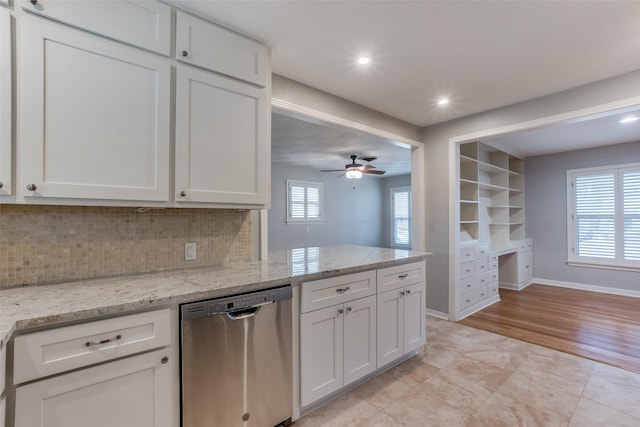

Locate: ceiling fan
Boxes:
[321,154,386,179]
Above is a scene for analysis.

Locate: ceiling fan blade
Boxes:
[358,156,378,163]
[321,169,347,172]
[362,169,386,175]
[359,164,377,170]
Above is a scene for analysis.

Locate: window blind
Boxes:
[623,170,640,261]
[574,173,616,259]
[392,188,411,246]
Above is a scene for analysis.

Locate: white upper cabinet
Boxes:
[20,0,171,55]
[0,8,11,198]
[20,16,171,202]
[176,11,270,87]
[175,64,270,206]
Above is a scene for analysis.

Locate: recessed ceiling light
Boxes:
[619,116,639,124]
[357,57,370,65]
[437,98,450,106]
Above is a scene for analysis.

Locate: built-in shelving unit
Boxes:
[458,142,525,249]
[455,141,532,320]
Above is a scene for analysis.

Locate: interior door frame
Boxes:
[254,98,425,260]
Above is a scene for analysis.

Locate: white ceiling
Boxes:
[171,0,640,127]
[171,0,640,168]
[271,113,411,177]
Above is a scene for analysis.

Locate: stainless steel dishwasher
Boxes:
[180,285,293,427]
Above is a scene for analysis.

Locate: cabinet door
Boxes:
[19,0,171,55]
[15,349,173,427]
[175,65,269,206]
[343,295,376,386]
[300,304,343,407]
[21,17,171,202]
[518,250,533,283]
[403,282,426,353]
[176,11,269,87]
[376,289,404,368]
[0,8,11,197]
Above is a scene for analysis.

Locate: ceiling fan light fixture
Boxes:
[346,169,363,179]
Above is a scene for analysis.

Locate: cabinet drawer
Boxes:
[488,253,498,263]
[301,270,376,313]
[460,261,475,279]
[516,238,533,252]
[459,273,487,293]
[487,269,499,284]
[459,286,488,311]
[20,0,171,55]
[474,243,489,260]
[488,283,500,298]
[488,258,499,271]
[474,258,488,274]
[377,261,426,292]
[176,11,269,87]
[13,309,171,384]
[460,245,475,262]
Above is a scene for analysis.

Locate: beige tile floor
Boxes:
[295,316,640,427]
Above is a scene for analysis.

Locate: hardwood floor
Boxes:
[459,284,640,373]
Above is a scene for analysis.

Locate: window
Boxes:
[287,180,322,223]
[391,187,411,247]
[568,163,640,270]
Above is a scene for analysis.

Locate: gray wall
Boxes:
[380,174,411,248]
[422,69,640,314]
[269,163,385,250]
[525,140,640,291]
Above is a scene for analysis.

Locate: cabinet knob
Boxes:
[161,356,169,364]
[337,308,344,315]
[400,291,405,296]
[406,289,411,294]
[346,306,352,312]
[26,183,37,191]
[181,50,189,57]
[179,191,186,197]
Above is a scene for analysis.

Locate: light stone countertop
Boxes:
[0,245,431,348]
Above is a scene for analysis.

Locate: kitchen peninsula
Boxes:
[0,245,430,426]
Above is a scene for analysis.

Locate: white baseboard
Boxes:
[426,309,449,320]
[534,277,640,299]
[499,280,532,291]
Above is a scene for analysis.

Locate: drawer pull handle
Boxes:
[336,287,350,293]
[85,334,122,347]
[398,273,409,279]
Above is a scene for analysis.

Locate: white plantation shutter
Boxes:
[392,187,411,247]
[287,180,322,223]
[569,163,640,268]
[623,169,640,261]
[574,173,616,258]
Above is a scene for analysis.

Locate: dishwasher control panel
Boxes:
[181,285,292,320]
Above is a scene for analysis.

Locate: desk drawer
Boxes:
[460,261,475,279]
[377,261,426,293]
[14,309,171,384]
[301,270,376,313]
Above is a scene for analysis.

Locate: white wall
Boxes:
[422,69,640,314]
[525,140,640,291]
[268,163,385,250]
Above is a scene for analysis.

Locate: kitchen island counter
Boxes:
[0,245,430,347]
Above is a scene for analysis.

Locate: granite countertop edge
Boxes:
[0,245,432,349]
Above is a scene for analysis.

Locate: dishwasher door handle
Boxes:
[226,306,261,320]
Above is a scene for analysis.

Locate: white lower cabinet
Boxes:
[377,281,426,368]
[299,261,427,409]
[300,295,376,407]
[12,309,174,427]
[0,7,12,199]
[15,349,172,427]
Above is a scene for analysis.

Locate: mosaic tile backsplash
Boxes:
[0,205,252,288]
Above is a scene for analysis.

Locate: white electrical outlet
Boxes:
[185,243,196,261]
